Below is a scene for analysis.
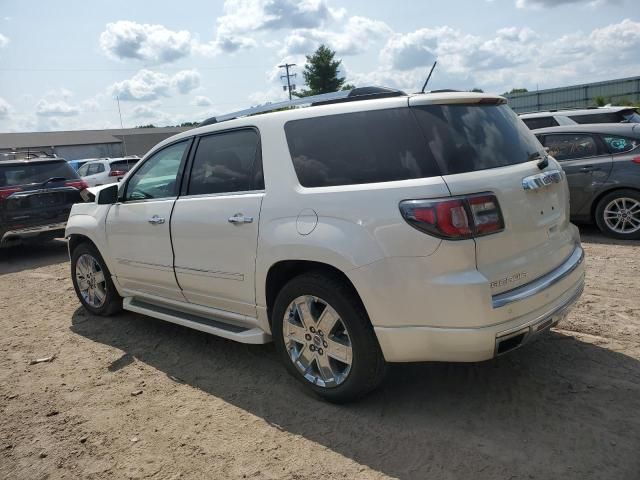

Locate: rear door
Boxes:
[0,160,83,230]
[411,100,577,294]
[171,129,263,316]
[106,140,191,301]
[539,133,613,216]
[79,162,106,187]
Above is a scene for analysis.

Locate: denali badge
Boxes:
[491,272,528,289]
[522,169,563,191]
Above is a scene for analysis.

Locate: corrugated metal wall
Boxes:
[505,76,640,113]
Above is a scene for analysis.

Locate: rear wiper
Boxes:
[528,151,549,170]
[40,177,67,187]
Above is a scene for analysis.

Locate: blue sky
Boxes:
[0,0,638,132]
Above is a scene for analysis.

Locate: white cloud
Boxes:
[109,69,202,101]
[81,98,100,112]
[0,97,10,118]
[516,0,619,7]
[36,99,80,117]
[171,69,201,94]
[132,105,161,118]
[100,21,192,63]
[193,95,213,107]
[0,33,8,48]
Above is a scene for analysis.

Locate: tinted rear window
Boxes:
[0,160,79,187]
[522,116,559,130]
[285,108,440,187]
[569,112,626,124]
[110,159,139,172]
[412,104,544,175]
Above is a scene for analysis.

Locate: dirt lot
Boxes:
[1,227,639,480]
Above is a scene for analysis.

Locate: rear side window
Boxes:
[0,160,79,187]
[542,134,598,160]
[522,116,559,130]
[602,135,639,154]
[187,129,262,195]
[569,112,625,124]
[412,104,544,175]
[285,108,439,187]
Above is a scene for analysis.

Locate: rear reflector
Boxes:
[0,187,22,200]
[399,192,504,240]
[632,156,640,165]
[65,180,89,190]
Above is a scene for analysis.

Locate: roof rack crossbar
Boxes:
[214,90,351,122]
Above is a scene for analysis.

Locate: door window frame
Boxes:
[119,138,194,203]
[179,126,264,198]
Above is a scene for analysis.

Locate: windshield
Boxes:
[0,160,79,187]
[412,104,545,175]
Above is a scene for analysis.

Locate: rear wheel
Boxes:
[272,272,386,403]
[595,189,640,240]
[71,242,122,316]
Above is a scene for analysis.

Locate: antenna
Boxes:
[420,60,437,93]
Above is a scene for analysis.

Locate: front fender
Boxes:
[65,203,114,270]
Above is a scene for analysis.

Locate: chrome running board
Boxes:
[123,298,270,344]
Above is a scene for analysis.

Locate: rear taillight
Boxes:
[399,193,504,240]
[0,187,22,201]
[65,180,89,190]
[109,170,126,177]
[632,156,640,165]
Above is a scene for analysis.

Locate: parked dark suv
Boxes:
[0,157,87,247]
[535,123,640,239]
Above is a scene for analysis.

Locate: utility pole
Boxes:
[115,96,128,156]
[279,63,297,100]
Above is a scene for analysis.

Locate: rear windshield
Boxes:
[412,104,544,175]
[521,116,559,130]
[0,160,79,187]
[284,108,440,187]
[110,159,139,172]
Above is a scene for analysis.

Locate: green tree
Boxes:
[470,88,484,93]
[295,45,350,97]
[508,88,528,94]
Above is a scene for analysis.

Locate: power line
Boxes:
[278,63,297,101]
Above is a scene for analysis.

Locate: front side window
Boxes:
[543,134,598,161]
[77,164,90,176]
[187,129,261,195]
[601,135,639,154]
[87,163,105,175]
[125,141,189,201]
[285,108,440,188]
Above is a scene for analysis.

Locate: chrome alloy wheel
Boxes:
[603,197,640,234]
[283,295,353,388]
[75,253,107,308]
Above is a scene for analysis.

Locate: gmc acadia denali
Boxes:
[66,88,585,402]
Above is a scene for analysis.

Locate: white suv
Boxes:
[77,156,140,187]
[66,88,585,402]
[520,106,640,130]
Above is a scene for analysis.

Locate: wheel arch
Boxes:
[264,260,370,327]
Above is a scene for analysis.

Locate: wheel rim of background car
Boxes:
[75,254,107,308]
[282,295,353,388]
[603,197,640,234]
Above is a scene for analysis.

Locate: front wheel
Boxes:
[595,189,640,240]
[71,242,122,316]
[272,272,386,403]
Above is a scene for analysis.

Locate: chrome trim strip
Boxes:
[522,169,563,191]
[174,266,244,281]
[492,245,584,309]
[2,222,67,241]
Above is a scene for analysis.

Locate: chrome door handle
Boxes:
[228,213,253,224]
[148,215,165,225]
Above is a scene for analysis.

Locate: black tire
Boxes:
[594,189,640,240]
[271,271,386,403]
[70,242,122,316]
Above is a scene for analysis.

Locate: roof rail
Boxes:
[199,86,406,126]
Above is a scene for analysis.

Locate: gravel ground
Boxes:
[0,227,639,480]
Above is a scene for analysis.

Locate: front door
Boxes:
[541,133,613,216]
[171,129,264,317]
[106,140,191,301]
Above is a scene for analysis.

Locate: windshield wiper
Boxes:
[40,177,67,187]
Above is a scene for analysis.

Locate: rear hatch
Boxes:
[109,158,139,181]
[410,97,577,294]
[0,160,86,230]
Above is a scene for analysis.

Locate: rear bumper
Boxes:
[1,221,67,245]
[375,275,584,362]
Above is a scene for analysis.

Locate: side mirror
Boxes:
[97,184,119,204]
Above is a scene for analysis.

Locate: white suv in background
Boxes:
[77,156,140,187]
[520,106,640,130]
[65,88,585,402]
